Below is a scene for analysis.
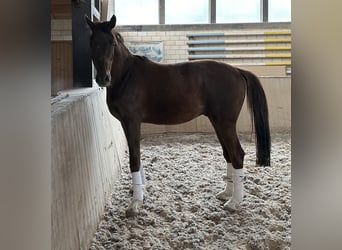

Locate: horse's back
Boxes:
[137,62,206,124]
[134,59,247,124]
[180,60,247,114]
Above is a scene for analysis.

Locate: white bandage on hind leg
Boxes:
[139,165,145,186]
[223,168,244,211]
[232,168,244,203]
[227,163,233,180]
[216,163,234,201]
[132,171,143,201]
[226,162,233,189]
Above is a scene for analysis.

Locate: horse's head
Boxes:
[85,15,117,87]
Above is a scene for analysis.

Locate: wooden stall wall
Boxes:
[51,41,73,96]
[51,0,73,96]
[51,0,71,19]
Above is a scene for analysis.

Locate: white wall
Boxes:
[51,88,127,250]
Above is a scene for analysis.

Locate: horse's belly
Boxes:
[142,104,204,125]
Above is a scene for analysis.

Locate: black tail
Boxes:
[239,69,271,166]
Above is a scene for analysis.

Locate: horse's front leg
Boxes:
[121,121,145,217]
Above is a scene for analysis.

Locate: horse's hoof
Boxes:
[216,190,231,201]
[125,199,143,218]
[223,198,240,212]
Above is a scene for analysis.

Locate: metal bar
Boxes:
[186,30,291,37]
[188,54,291,60]
[101,0,109,21]
[186,32,224,37]
[188,46,291,52]
[188,47,226,52]
[261,0,268,22]
[189,55,226,59]
[159,0,165,24]
[265,54,291,58]
[266,61,291,66]
[196,61,292,66]
[209,0,216,24]
[264,38,291,43]
[264,30,291,35]
[92,6,101,21]
[187,38,291,45]
[187,40,226,45]
[265,46,291,50]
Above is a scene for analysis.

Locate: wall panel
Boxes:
[51,88,128,250]
[51,41,73,96]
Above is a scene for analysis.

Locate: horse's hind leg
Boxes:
[211,119,245,211]
[211,121,234,201]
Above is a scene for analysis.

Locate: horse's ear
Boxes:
[107,15,117,30]
[84,15,95,30]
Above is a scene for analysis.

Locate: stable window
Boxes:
[112,0,291,25]
[268,0,291,22]
[216,0,260,23]
[165,0,209,24]
[114,0,159,25]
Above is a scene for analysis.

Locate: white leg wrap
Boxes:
[216,163,234,201]
[225,163,233,192]
[232,168,244,202]
[132,171,143,201]
[224,168,244,211]
[139,165,145,186]
[227,163,233,179]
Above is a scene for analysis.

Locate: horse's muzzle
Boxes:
[96,74,111,87]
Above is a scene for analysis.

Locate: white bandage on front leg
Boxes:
[216,163,234,201]
[139,165,145,186]
[224,168,244,211]
[132,171,143,201]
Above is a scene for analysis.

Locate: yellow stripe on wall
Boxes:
[266,61,292,66]
[266,54,291,58]
[264,31,291,35]
[264,38,292,43]
[265,46,291,51]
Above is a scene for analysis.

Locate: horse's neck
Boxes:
[112,45,134,84]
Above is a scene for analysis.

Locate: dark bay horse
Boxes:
[85,15,270,217]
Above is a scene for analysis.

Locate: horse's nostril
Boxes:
[95,74,110,85]
[104,75,110,82]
